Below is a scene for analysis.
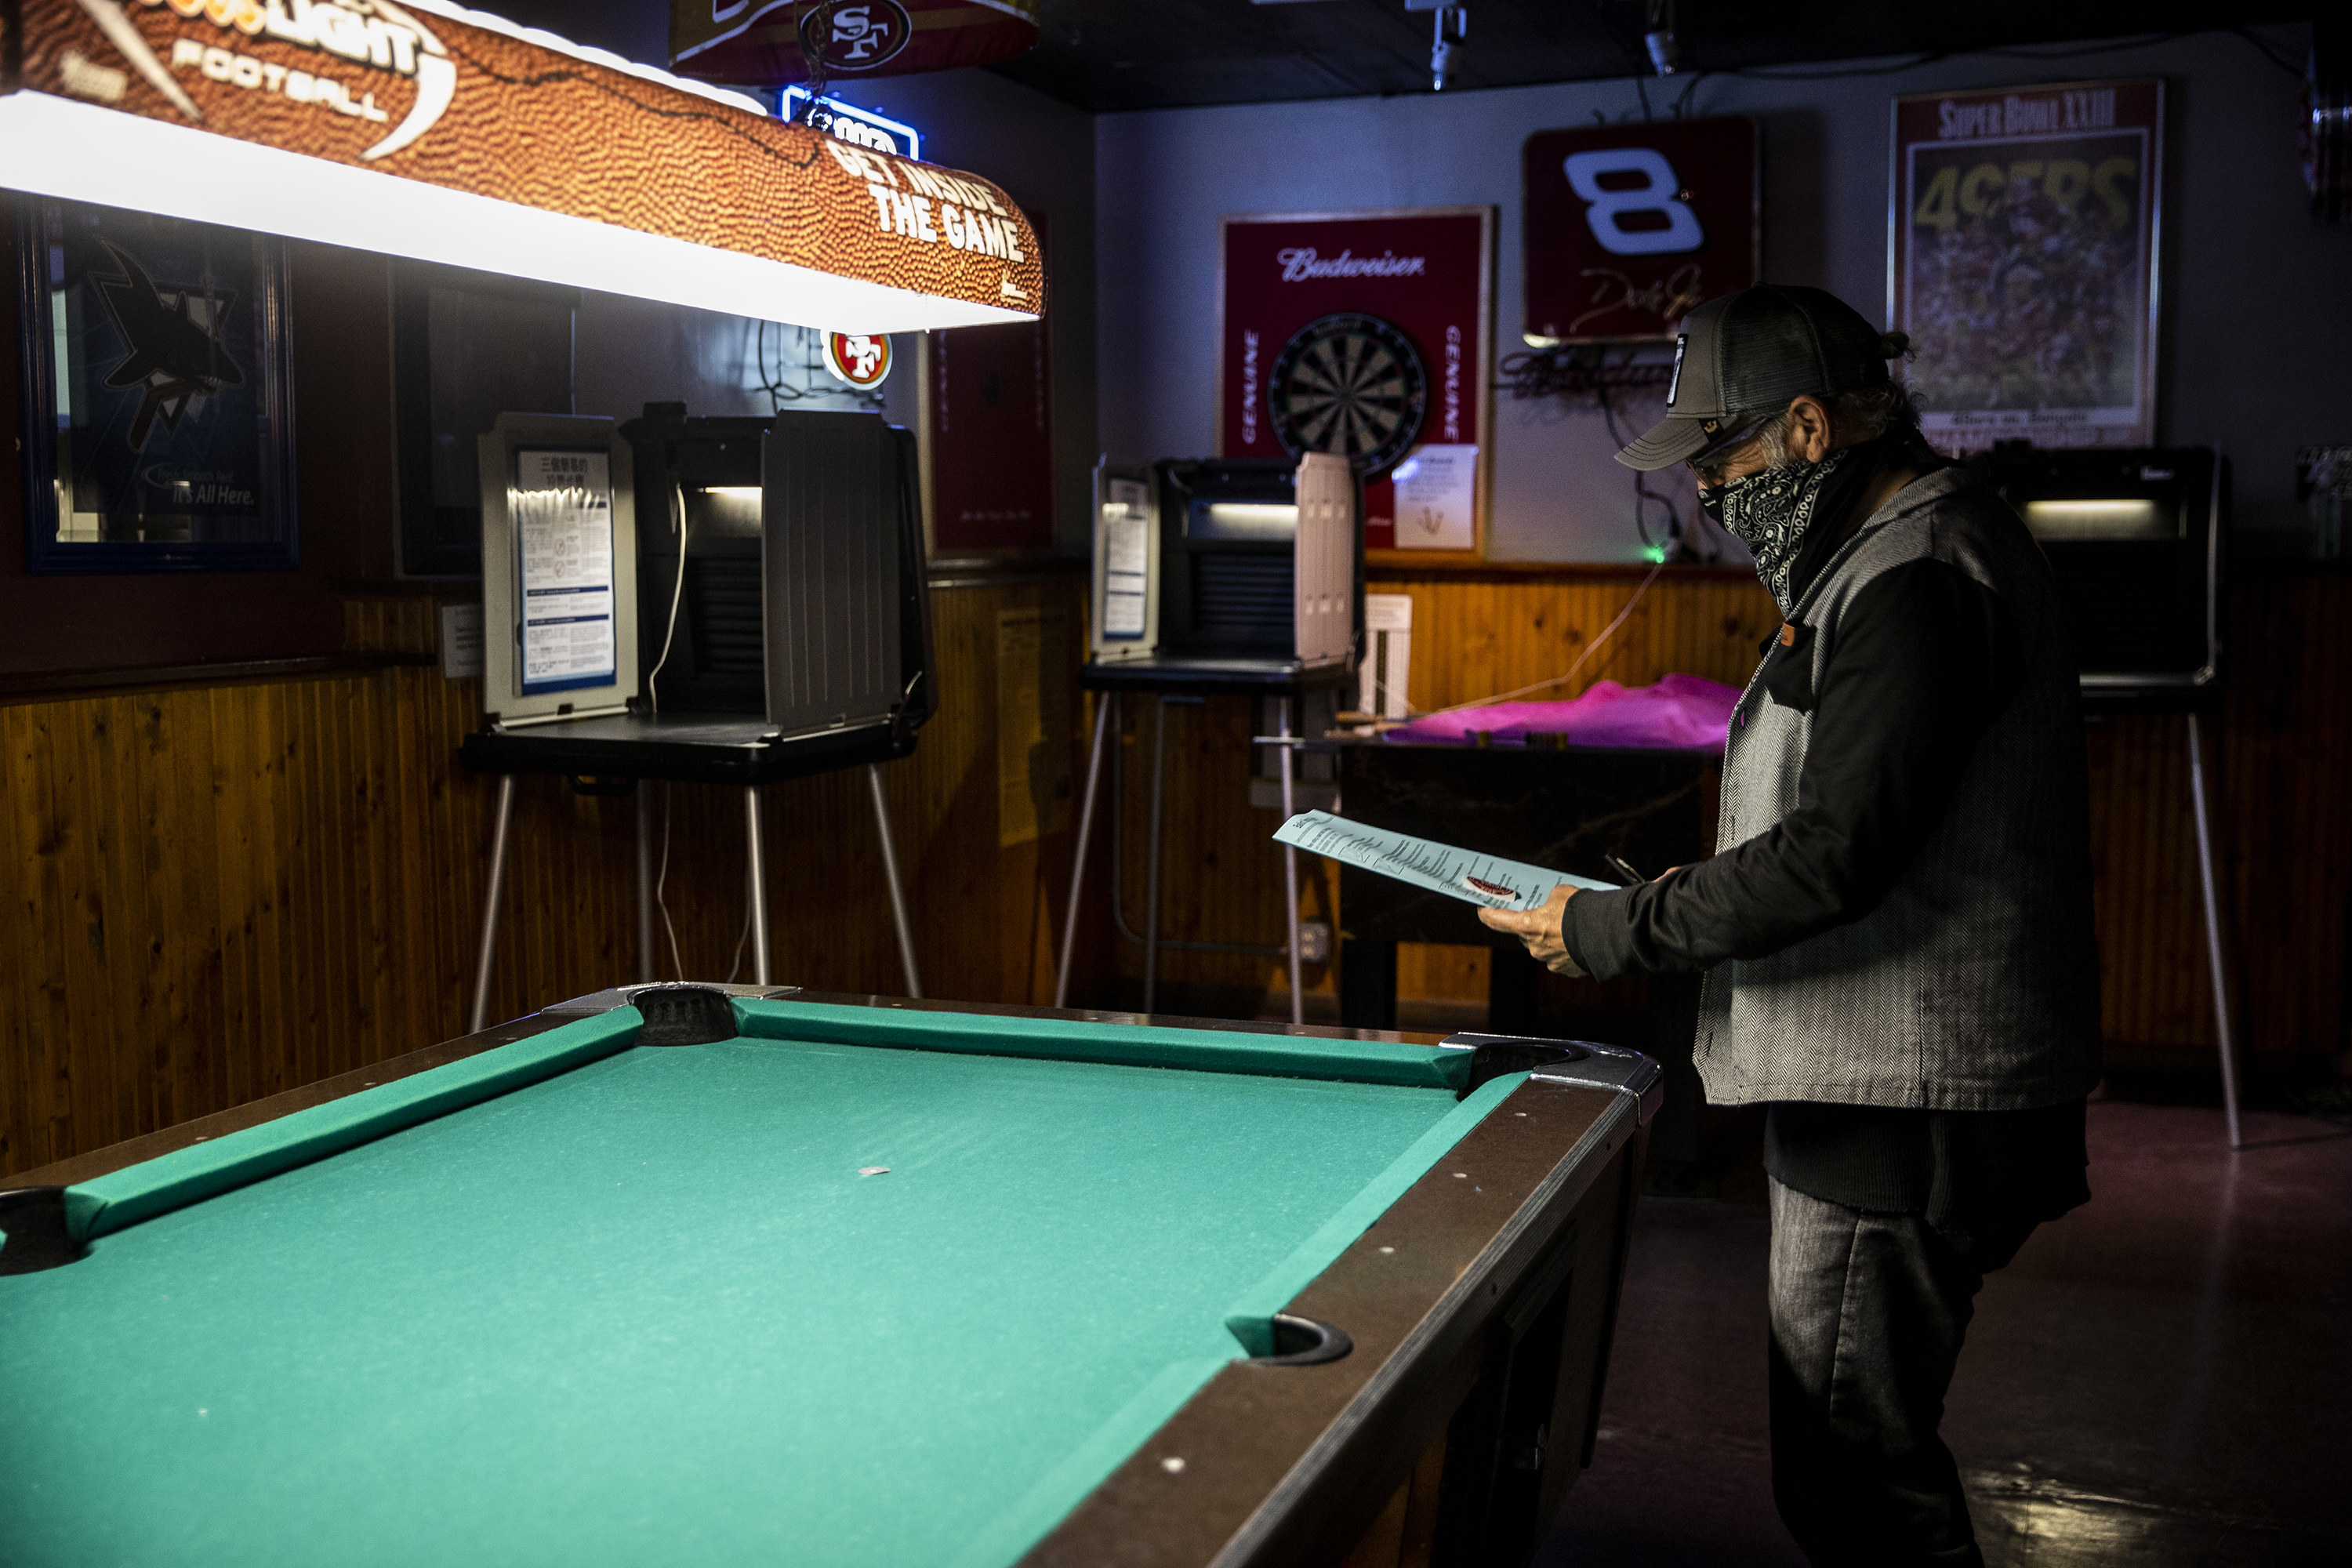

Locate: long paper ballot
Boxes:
[1274,811,1615,912]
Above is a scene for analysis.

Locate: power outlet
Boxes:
[1294,920,1333,964]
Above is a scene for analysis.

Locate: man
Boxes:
[1482,285,2100,1567]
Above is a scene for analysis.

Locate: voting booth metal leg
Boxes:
[1054,692,1114,1009]
[634,783,655,986]
[1144,696,1170,1015]
[2187,713,2244,1149]
[1278,698,1305,1027]
[867,764,923,1000]
[468,775,517,1036]
[745,786,771,987]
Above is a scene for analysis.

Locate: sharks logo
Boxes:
[89,239,247,451]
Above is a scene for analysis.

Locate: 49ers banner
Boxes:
[0,0,1044,333]
[670,1,1038,88]
[1892,79,2161,453]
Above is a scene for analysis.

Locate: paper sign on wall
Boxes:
[1389,445,1478,550]
[1359,593,1413,720]
[440,602,485,680]
[514,448,617,694]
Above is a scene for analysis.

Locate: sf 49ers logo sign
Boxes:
[1522,116,1759,345]
[824,331,892,390]
[800,2,913,71]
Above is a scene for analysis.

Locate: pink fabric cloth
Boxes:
[1381,673,1741,751]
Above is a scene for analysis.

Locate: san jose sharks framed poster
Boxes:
[15,198,296,573]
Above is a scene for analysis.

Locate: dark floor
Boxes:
[1531,1098,2352,1567]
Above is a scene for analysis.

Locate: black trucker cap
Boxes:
[1615,285,1898,472]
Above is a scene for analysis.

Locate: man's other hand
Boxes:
[1478,884,1584,978]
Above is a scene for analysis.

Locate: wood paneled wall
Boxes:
[1104,563,2352,1074]
[2086,567,2352,1067]
[7,561,2342,1176]
[2,574,1092,1179]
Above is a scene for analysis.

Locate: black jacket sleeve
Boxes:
[1565,559,2021,978]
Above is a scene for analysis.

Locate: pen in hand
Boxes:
[1604,854,1644,888]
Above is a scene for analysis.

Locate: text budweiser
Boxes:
[1276,248,1425,283]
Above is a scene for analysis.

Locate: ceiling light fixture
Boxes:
[1643,0,1681,76]
[1406,1,1469,92]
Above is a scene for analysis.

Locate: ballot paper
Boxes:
[1273,811,1613,912]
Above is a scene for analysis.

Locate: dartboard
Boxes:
[1265,312,1428,478]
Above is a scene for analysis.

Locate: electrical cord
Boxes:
[1722,28,2305,81]
[655,782,687,982]
[643,481,691,714]
[1427,558,1668,714]
[1597,370,1696,560]
[652,777,757,982]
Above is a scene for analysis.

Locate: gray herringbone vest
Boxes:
[1695,467,2103,1110]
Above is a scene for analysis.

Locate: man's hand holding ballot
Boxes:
[1476,885,1584,978]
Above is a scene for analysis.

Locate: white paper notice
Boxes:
[1391,444,1478,550]
[439,601,484,680]
[1273,810,1612,912]
[1359,593,1412,720]
[514,449,616,692]
[1102,477,1149,639]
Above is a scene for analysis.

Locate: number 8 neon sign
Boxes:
[1563,148,1705,256]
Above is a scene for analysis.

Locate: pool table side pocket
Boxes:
[1016,1076,1642,1568]
[1220,1074,1526,1358]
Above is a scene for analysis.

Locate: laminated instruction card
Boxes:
[1274,811,1613,912]
[514,448,617,693]
[1100,478,1151,638]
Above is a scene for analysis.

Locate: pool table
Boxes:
[0,985,1659,1568]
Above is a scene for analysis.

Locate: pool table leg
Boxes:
[468,775,517,1034]
[1339,938,1399,1031]
[745,786,770,985]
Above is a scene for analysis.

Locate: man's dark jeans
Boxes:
[1766,1178,2036,1567]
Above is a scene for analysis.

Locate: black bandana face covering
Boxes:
[1699,446,1861,613]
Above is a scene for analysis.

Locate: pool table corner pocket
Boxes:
[0,1187,82,1275]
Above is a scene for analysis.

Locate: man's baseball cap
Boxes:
[1615,285,1899,473]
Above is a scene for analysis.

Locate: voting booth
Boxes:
[463,405,937,1029]
[1090,452,1363,670]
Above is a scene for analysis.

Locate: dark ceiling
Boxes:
[987,1,2315,113]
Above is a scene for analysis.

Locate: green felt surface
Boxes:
[0,1011,1512,1568]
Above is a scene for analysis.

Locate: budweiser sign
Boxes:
[1276,247,1428,282]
